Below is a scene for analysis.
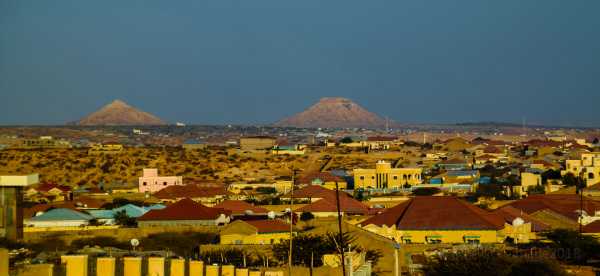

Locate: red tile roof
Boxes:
[492,206,550,232]
[244,220,291,233]
[297,172,345,185]
[438,158,468,165]
[213,200,269,216]
[73,196,105,209]
[506,194,600,222]
[283,185,350,202]
[295,196,370,215]
[483,146,502,154]
[35,183,72,193]
[362,197,505,230]
[138,198,230,221]
[583,220,600,233]
[153,184,231,200]
[24,202,79,219]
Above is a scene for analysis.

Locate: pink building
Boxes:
[138,168,183,193]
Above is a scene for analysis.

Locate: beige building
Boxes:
[354,161,422,189]
[239,136,276,151]
[562,152,600,187]
[512,172,542,197]
[88,143,123,154]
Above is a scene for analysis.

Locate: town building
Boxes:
[220,219,293,245]
[360,196,535,244]
[295,195,371,217]
[137,198,231,227]
[281,185,350,203]
[297,172,347,190]
[353,161,422,190]
[88,143,124,154]
[562,152,600,187]
[213,200,269,217]
[239,136,277,151]
[271,144,305,155]
[25,208,93,228]
[0,174,39,240]
[18,136,71,149]
[153,184,231,205]
[512,171,543,197]
[506,195,600,228]
[138,168,183,194]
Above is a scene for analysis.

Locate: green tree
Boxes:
[424,248,567,276]
[542,229,600,265]
[340,137,353,144]
[113,210,137,227]
[542,169,562,184]
[300,212,315,222]
[561,173,582,187]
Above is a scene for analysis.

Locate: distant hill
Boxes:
[74,100,166,126]
[274,97,388,128]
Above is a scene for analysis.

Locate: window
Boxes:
[466,239,480,245]
[270,239,275,244]
[163,182,168,186]
[360,176,365,180]
[393,176,398,180]
[143,182,147,186]
[589,173,595,179]
[427,236,442,244]
[371,176,375,180]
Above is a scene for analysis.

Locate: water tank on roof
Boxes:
[512,217,525,226]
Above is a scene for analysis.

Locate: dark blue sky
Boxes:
[1,1,599,126]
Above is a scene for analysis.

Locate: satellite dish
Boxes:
[244,210,254,216]
[512,217,525,226]
[268,211,276,219]
[130,238,140,247]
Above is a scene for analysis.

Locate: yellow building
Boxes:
[562,152,600,187]
[220,220,293,245]
[360,196,537,244]
[298,172,347,190]
[88,143,124,155]
[512,172,542,197]
[353,161,422,189]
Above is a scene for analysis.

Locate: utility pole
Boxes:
[579,173,584,234]
[335,182,347,276]
[394,247,399,276]
[288,168,297,276]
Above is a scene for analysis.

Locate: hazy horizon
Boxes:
[1,1,599,127]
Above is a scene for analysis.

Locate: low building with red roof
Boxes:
[295,195,371,217]
[153,184,232,206]
[359,196,538,244]
[506,194,600,226]
[220,219,294,245]
[213,200,269,217]
[297,172,347,190]
[280,185,351,203]
[137,198,231,227]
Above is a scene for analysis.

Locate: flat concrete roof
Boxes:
[0,174,39,187]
